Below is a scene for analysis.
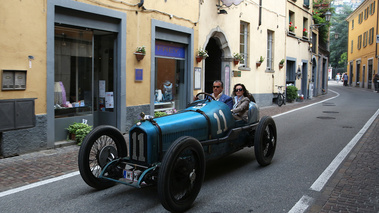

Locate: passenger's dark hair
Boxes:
[232,83,249,97]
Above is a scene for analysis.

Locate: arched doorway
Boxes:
[203,28,232,95]
[205,37,222,93]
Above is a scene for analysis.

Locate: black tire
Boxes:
[78,125,127,189]
[254,116,277,166]
[158,136,205,212]
[277,94,284,107]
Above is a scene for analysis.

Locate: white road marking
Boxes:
[288,195,314,213]
[0,171,79,198]
[288,105,379,213]
[272,89,340,118]
[310,108,379,192]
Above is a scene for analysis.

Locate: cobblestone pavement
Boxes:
[308,115,379,213]
[0,84,378,213]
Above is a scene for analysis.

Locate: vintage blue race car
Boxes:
[78,92,277,212]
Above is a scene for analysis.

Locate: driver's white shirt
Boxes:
[212,92,223,101]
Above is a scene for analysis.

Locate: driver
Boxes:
[209,80,233,109]
[193,80,233,109]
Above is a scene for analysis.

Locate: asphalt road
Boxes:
[0,83,378,212]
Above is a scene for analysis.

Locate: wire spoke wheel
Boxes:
[78,125,127,189]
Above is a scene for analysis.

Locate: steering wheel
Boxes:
[195,92,215,101]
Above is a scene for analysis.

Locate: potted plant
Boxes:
[134,46,146,61]
[196,48,209,63]
[286,85,298,102]
[279,59,285,69]
[289,22,296,33]
[233,52,244,65]
[256,56,264,67]
[66,122,92,145]
[303,28,308,37]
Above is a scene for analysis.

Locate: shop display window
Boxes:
[54,26,93,118]
[154,41,186,113]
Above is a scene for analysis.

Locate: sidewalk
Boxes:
[0,87,378,212]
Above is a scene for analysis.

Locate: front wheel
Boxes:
[158,136,205,212]
[78,125,127,189]
[254,116,277,166]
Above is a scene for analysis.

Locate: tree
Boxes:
[329,5,353,72]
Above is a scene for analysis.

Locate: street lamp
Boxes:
[310,10,332,29]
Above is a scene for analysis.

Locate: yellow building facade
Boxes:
[346,0,378,89]
[0,0,200,156]
[0,0,320,156]
[197,0,287,106]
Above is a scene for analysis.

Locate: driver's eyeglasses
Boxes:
[213,86,221,88]
[235,88,243,92]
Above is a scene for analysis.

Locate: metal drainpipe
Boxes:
[259,0,262,27]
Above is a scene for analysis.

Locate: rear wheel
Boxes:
[254,116,277,166]
[277,94,284,107]
[78,125,127,189]
[158,136,205,212]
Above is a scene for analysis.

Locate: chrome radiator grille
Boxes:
[130,129,147,163]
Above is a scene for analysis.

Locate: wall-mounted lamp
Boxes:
[218,9,228,14]
[216,1,227,15]
[309,43,313,52]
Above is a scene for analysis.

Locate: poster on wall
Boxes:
[99,80,106,98]
[105,92,114,108]
[194,67,201,90]
[224,65,230,95]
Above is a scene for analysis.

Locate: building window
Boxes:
[240,21,249,67]
[351,40,353,53]
[267,30,274,70]
[369,27,374,45]
[358,35,362,50]
[54,25,120,119]
[372,1,376,15]
[289,10,295,33]
[352,20,354,29]
[54,26,93,118]
[304,0,309,7]
[364,8,368,20]
[359,12,363,24]
[303,17,308,37]
[363,31,368,47]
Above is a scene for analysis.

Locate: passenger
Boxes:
[231,83,250,121]
[194,80,233,109]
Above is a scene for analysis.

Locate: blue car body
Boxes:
[79,97,274,212]
[128,100,259,166]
